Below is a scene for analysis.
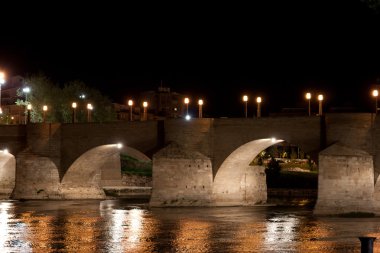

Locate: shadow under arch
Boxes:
[119,146,151,161]
[0,151,15,198]
[212,138,284,206]
[61,144,150,199]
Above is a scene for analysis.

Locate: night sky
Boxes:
[1,1,380,117]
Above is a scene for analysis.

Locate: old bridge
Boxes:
[0,113,378,214]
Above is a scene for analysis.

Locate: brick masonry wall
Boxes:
[121,173,152,187]
[150,157,213,207]
[314,154,374,215]
[0,125,26,155]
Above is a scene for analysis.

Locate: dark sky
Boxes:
[1,1,380,117]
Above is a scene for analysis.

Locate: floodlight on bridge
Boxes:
[2,149,8,154]
[117,143,123,149]
[185,115,191,121]
[271,137,276,143]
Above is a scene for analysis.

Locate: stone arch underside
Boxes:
[61,144,149,199]
[0,152,16,198]
[120,146,151,161]
[212,138,284,206]
[61,144,121,199]
[102,146,151,187]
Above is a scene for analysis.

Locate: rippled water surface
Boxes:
[0,199,379,252]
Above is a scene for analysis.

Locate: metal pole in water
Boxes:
[359,237,376,253]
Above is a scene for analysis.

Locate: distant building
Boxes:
[140,85,183,118]
[1,76,26,124]
[113,85,185,121]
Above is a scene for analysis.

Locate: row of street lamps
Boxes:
[242,95,263,118]
[1,70,380,121]
[22,102,94,124]
[305,93,324,116]
[242,93,324,118]
[183,98,204,119]
[127,99,149,121]
[71,102,93,123]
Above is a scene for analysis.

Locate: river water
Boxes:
[0,199,378,252]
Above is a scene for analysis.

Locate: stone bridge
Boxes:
[0,113,377,214]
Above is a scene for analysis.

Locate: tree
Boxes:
[61,81,116,123]
[361,0,380,12]
[16,74,116,123]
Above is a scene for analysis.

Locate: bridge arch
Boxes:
[212,138,285,206]
[61,144,149,199]
[0,150,15,198]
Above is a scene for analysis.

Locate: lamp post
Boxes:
[256,97,262,118]
[318,94,324,116]
[198,99,203,118]
[22,87,30,101]
[306,92,311,116]
[87,103,93,122]
[71,102,77,123]
[43,105,48,123]
[142,101,148,121]
[27,104,32,123]
[23,87,30,124]
[184,97,190,116]
[128,99,133,121]
[373,89,378,114]
[243,95,248,118]
[0,72,5,115]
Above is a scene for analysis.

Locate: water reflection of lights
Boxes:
[0,202,30,251]
[106,208,144,251]
[128,209,143,244]
[0,202,11,251]
[174,220,212,252]
[265,216,299,243]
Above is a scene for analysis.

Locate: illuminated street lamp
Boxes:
[23,86,31,124]
[128,99,133,121]
[198,99,203,118]
[306,92,311,116]
[318,94,324,116]
[243,95,248,118]
[142,101,148,121]
[27,104,32,123]
[0,72,5,115]
[184,97,190,116]
[22,86,31,101]
[87,103,93,122]
[256,97,262,118]
[372,89,378,114]
[71,102,77,123]
[43,105,48,123]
